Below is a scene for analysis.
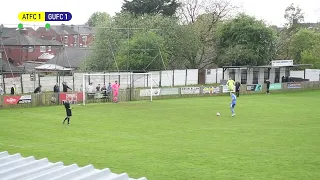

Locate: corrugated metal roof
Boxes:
[35,64,73,71]
[0,151,147,180]
[38,53,55,60]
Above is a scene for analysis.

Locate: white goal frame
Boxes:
[82,72,153,105]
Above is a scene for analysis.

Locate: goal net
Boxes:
[82,72,154,105]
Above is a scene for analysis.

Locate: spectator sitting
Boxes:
[87,83,94,93]
[96,84,101,92]
[101,85,107,97]
[34,85,42,93]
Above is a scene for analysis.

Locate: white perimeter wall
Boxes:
[1,69,199,93]
[205,68,320,84]
[2,68,320,94]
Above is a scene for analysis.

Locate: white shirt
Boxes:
[87,85,94,93]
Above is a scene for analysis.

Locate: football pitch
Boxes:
[1,91,320,180]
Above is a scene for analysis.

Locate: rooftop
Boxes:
[36,25,96,35]
[46,48,92,68]
[0,33,62,46]
[0,27,35,38]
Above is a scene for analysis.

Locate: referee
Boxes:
[63,100,72,125]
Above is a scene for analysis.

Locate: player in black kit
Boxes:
[63,100,72,125]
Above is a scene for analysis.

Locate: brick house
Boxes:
[0,30,63,66]
[36,24,95,48]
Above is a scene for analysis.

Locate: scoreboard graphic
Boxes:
[17,12,72,30]
[18,12,72,22]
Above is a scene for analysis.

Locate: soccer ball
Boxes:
[216,112,220,116]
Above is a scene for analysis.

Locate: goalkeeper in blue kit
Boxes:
[230,93,237,117]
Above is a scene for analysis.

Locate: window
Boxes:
[82,36,87,42]
[241,69,247,84]
[74,35,78,43]
[64,36,68,44]
[275,68,280,83]
[48,46,51,51]
[28,46,34,52]
[264,68,269,82]
[40,46,46,52]
[252,68,259,84]
[229,69,235,80]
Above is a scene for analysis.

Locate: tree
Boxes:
[84,13,179,71]
[274,4,304,60]
[82,27,117,71]
[178,0,204,24]
[121,0,180,16]
[214,14,276,66]
[288,29,319,64]
[85,12,111,27]
[116,31,168,70]
[284,3,304,28]
[301,43,320,69]
[176,0,237,69]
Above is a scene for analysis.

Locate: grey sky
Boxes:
[0,0,319,28]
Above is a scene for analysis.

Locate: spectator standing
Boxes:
[266,80,270,94]
[235,82,241,97]
[10,85,15,95]
[62,82,72,92]
[0,85,3,95]
[54,83,60,93]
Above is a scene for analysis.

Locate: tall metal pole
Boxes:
[0,29,2,77]
[127,27,130,71]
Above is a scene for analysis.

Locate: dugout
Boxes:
[221,60,312,84]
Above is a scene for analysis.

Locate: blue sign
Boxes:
[287,83,301,89]
[45,12,72,21]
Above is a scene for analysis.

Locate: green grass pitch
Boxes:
[1,91,320,180]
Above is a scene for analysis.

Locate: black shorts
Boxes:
[66,109,72,117]
[235,89,240,92]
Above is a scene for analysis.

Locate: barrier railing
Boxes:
[0,81,319,108]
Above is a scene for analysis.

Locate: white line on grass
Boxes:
[0,140,100,149]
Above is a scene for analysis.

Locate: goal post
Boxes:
[82,72,153,105]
